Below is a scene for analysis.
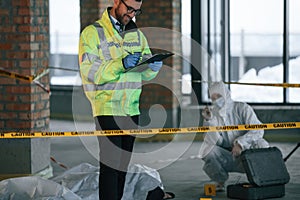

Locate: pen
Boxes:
[124,49,133,55]
[124,49,142,56]
[124,50,142,62]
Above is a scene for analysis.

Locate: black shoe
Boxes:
[164,192,175,199]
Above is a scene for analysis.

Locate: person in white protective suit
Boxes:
[199,81,269,191]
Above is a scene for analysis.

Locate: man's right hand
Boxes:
[201,106,213,120]
[122,52,141,69]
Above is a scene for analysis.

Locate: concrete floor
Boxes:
[50,119,300,200]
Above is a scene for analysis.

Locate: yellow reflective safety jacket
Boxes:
[79,8,158,117]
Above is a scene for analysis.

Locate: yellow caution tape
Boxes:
[180,79,300,88]
[1,122,299,139]
[225,81,300,88]
[33,68,50,81]
[0,68,34,82]
[0,67,50,93]
[0,67,50,83]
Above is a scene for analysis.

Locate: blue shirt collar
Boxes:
[109,15,124,32]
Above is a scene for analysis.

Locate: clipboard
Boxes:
[137,52,174,66]
[125,52,174,72]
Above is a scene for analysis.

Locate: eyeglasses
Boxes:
[120,0,142,16]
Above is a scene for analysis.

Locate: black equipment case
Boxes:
[227,183,285,200]
[227,147,290,200]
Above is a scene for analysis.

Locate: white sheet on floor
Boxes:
[0,163,163,200]
[0,176,81,200]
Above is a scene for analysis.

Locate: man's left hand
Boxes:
[232,143,242,157]
[148,61,163,72]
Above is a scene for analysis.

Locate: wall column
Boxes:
[0,0,50,179]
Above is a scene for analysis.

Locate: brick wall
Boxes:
[79,0,96,32]
[0,0,50,132]
[138,0,182,120]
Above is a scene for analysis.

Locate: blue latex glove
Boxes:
[122,52,141,69]
[148,61,163,72]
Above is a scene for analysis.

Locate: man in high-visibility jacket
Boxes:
[79,0,163,199]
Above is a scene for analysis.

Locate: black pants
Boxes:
[95,116,139,200]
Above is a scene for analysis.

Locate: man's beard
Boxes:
[115,5,130,25]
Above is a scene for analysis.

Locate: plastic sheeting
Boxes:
[0,163,163,200]
[123,164,163,200]
[0,176,80,200]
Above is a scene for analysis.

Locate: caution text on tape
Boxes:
[0,122,299,139]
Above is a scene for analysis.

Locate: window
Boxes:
[288,0,300,103]
[190,0,300,104]
[181,0,192,105]
[202,0,223,102]
[190,0,227,104]
[49,0,80,86]
[230,0,283,103]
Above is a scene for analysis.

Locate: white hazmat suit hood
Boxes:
[209,81,233,120]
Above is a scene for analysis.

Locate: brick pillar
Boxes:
[80,0,108,31]
[0,0,50,179]
[137,0,182,132]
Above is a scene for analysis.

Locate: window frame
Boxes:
[190,0,300,106]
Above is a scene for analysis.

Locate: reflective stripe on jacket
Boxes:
[79,8,158,116]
